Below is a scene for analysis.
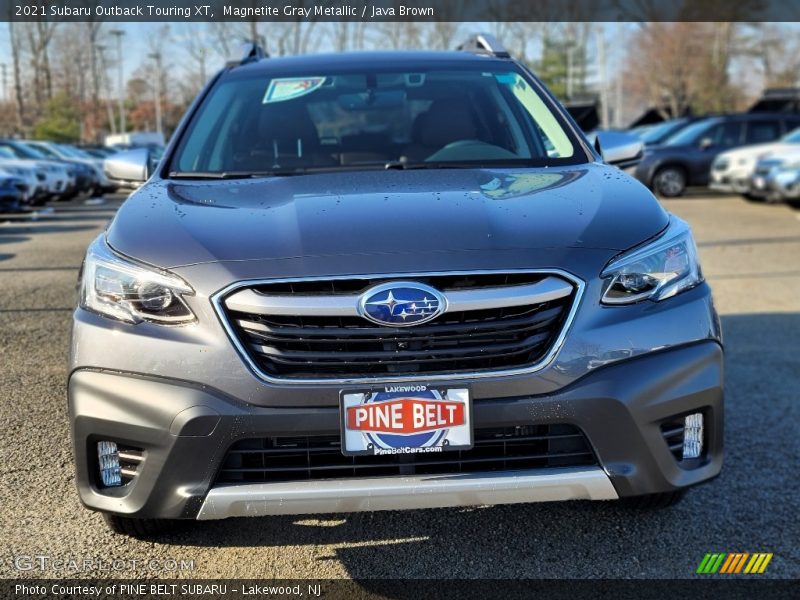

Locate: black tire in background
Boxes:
[653,166,688,197]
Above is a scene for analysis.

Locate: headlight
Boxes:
[600,217,703,305]
[80,235,196,324]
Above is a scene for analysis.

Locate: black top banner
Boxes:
[3,0,800,23]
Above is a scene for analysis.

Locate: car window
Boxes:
[664,119,719,146]
[25,143,58,158]
[745,120,780,144]
[639,120,686,144]
[0,142,43,159]
[171,65,583,176]
[704,121,742,146]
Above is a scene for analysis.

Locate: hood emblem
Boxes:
[358,282,446,327]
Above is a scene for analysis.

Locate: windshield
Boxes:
[664,119,718,146]
[170,66,583,176]
[639,120,686,144]
[28,143,63,158]
[83,147,114,158]
[0,141,46,160]
[782,127,800,143]
[56,144,92,159]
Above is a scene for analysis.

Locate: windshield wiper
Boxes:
[168,170,302,179]
[384,161,488,170]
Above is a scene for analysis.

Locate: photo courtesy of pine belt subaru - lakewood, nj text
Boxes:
[70,35,722,537]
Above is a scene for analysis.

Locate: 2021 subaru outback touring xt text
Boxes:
[70,38,723,536]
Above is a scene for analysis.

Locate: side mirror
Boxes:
[103,148,152,188]
[590,131,644,171]
[699,137,714,150]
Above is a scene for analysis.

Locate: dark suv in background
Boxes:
[635,113,800,196]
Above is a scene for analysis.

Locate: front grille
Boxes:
[215,424,596,484]
[222,273,576,380]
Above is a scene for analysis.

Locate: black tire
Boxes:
[652,166,687,197]
[29,195,49,207]
[103,513,177,537]
[622,490,686,509]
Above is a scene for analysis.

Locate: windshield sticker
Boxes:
[263,77,326,103]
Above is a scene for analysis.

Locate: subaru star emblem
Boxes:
[358,282,446,327]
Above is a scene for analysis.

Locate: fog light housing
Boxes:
[682,413,704,459]
[97,441,122,487]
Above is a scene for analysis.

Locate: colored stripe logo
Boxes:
[697,553,773,574]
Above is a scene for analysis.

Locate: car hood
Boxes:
[719,142,799,162]
[761,146,800,162]
[0,159,35,172]
[107,165,669,269]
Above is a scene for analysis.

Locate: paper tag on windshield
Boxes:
[263,77,326,103]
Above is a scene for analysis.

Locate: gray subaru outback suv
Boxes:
[71,37,722,536]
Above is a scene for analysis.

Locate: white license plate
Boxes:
[753,177,766,189]
[340,385,472,456]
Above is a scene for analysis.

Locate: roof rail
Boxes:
[226,41,268,68]
[456,33,510,58]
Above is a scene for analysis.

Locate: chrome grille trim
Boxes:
[223,276,573,317]
[211,269,585,386]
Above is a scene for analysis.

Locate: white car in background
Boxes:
[0,140,72,201]
[748,146,800,203]
[24,140,115,195]
[710,127,800,195]
[0,150,50,205]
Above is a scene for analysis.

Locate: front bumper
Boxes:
[748,170,800,201]
[69,341,723,520]
[197,468,618,519]
[709,167,752,194]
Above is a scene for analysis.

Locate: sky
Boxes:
[0,21,789,111]
[0,21,618,84]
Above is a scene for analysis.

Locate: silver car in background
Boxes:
[710,127,800,196]
[748,148,800,202]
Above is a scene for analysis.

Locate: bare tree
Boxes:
[626,22,707,118]
[24,21,59,109]
[8,22,25,132]
[180,24,212,92]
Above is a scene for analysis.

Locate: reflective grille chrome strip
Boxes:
[445,277,573,312]
[196,467,618,519]
[225,289,356,316]
[210,269,585,386]
[223,276,573,317]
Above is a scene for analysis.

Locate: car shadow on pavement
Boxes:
[0,224,99,236]
[0,235,30,245]
[0,212,117,224]
[120,313,800,579]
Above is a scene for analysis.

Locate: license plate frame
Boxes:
[339,385,472,457]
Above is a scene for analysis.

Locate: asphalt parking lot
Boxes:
[1,192,798,580]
